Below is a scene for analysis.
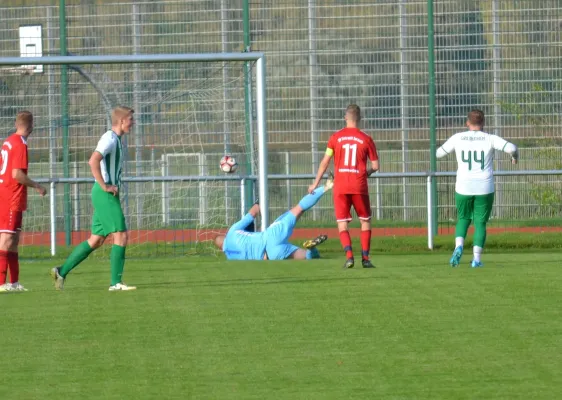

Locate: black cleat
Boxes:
[343,258,355,269]
[362,259,376,268]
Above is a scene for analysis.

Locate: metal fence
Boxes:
[0,0,561,254]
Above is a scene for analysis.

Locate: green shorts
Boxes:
[455,192,495,223]
[91,183,127,236]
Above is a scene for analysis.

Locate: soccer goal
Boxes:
[0,53,269,257]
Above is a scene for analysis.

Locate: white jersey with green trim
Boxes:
[437,130,514,195]
[95,130,123,187]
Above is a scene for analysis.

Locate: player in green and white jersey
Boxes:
[50,106,136,291]
[436,109,518,268]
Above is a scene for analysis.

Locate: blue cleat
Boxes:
[449,246,463,267]
[471,260,483,268]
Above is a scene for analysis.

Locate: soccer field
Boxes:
[2,249,562,400]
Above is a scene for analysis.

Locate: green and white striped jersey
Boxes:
[95,130,123,187]
[436,130,516,195]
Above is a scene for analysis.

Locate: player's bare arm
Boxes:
[367,159,380,176]
[309,153,331,193]
[12,168,46,196]
[89,151,118,196]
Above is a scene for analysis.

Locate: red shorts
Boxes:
[333,193,371,222]
[0,209,23,233]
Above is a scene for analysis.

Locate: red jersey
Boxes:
[0,134,29,211]
[326,127,378,195]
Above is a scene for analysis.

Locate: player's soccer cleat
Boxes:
[362,259,376,268]
[343,258,355,269]
[471,260,483,268]
[303,234,328,249]
[449,246,463,267]
[10,282,28,292]
[50,267,65,291]
[108,282,137,291]
[0,283,12,293]
[324,170,334,191]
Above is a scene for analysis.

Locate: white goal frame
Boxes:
[0,52,271,230]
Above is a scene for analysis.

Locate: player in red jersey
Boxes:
[0,111,47,293]
[309,104,379,269]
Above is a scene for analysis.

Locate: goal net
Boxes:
[0,54,266,258]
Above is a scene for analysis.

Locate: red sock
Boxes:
[7,252,18,284]
[339,231,353,259]
[361,230,372,260]
[0,250,7,284]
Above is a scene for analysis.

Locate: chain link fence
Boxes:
[0,0,561,252]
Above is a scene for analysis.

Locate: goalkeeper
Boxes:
[214,175,334,260]
[436,109,518,268]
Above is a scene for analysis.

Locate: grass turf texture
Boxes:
[2,247,562,399]
[17,231,562,258]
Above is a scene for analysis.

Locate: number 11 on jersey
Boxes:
[342,143,357,167]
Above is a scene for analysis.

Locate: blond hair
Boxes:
[111,106,134,126]
[15,110,33,129]
[345,104,361,122]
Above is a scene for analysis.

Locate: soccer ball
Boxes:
[220,155,238,173]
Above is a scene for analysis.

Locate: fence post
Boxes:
[240,178,246,218]
[285,152,291,211]
[73,161,79,231]
[50,181,57,256]
[161,154,169,225]
[427,175,434,250]
[375,176,382,220]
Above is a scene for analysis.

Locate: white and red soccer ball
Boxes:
[219,155,238,173]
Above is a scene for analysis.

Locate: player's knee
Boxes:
[88,235,105,249]
[359,219,371,230]
[337,221,349,232]
[0,233,16,251]
[113,231,128,247]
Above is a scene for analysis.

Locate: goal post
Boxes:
[0,52,270,255]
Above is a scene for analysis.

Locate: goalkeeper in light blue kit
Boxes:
[214,175,334,260]
[436,109,518,268]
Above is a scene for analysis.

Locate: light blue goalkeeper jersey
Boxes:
[223,214,267,260]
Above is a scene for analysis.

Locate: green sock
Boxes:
[110,245,126,286]
[59,241,94,278]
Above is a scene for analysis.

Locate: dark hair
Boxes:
[467,109,484,127]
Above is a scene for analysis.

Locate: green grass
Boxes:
[2,249,562,399]
[18,231,562,259]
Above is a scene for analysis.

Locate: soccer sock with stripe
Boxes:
[0,250,8,284]
[110,245,126,286]
[298,186,325,211]
[60,241,95,278]
[7,251,19,284]
[360,230,371,260]
[339,231,353,259]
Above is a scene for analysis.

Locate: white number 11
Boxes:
[342,143,357,167]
